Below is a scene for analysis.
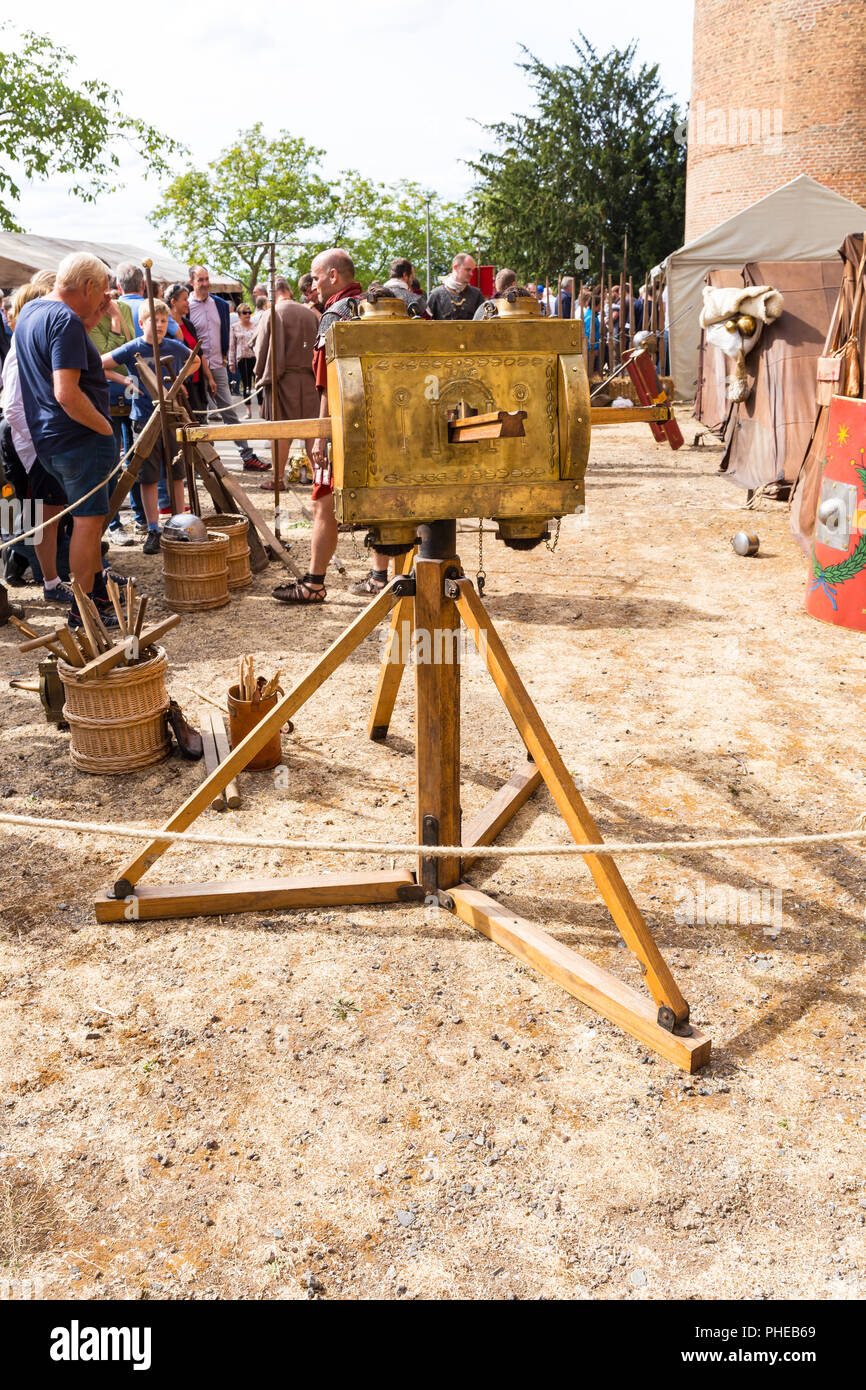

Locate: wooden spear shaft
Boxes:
[619,233,627,365]
[269,241,281,541]
[599,244,606,376]
[142,260,175,511]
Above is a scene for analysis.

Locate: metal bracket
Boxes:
[657,1004,693,1037]
[391,574,416,597]
[444,577,464,599]
[396,882,426,902]
[421,814,439,894]
[424,890,456,910]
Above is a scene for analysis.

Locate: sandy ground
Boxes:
[1,411,864,1302]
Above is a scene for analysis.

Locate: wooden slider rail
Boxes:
[590,405,674,425]
[179,418,332,444]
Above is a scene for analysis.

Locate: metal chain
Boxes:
[476,519,487,595]
[545,516,562,553]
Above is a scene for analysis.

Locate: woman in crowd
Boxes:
[165,282,215,418]
[228,303,257,420]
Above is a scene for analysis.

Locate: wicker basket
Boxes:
[161,531,230,611]
[58,645,170,774]
[201,513,251,590]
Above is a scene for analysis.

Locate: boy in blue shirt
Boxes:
[101,299,197,554]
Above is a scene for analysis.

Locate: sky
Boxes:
[2,0,695,250]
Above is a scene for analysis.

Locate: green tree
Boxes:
[151,124,333,297]
[0,25,183,232]
[469,36,686,283]
[311,175,478,291]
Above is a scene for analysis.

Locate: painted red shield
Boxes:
[806,396,866,630]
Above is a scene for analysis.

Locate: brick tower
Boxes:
[685,0,866,241]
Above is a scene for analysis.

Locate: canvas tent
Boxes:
[695,258,843,493]
[661,176,866,399]
[0,233,242,295]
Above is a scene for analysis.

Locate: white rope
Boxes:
[1,811,865,859]
[0,437,134,553]
[189,384,261,418]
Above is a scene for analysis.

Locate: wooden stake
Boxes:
[200,715,228,812]
[133,594,148,639]
[106,576,127,636]
[71,579,105,658]
[208,711,242,809]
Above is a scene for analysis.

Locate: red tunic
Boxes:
[311,281,364,498]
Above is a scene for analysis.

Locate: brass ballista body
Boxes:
[325,296,591,550]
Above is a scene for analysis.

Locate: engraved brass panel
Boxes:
[326,318,590,541]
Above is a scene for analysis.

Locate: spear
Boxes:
[599,243,606,376]
[268,241,281,541]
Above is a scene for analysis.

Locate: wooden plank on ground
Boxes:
[450,884,711,1073]
[95,870,417,922]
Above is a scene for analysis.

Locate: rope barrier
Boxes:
[0,438,133,553]
[0,387,263,555]
[189,383,262,418]
[2,811,865,860]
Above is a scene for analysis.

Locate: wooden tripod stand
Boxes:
[95,521,709,1072]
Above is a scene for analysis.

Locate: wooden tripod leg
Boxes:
[461,762,543,870]
[450,886,710,1072]
[111,582,400,897]
[452,578,688,1022]
[368,548,416,740]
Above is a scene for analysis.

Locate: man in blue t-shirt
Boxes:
[14,252,120,626]
[101,298,195,554]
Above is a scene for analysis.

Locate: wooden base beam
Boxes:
[96,870,419,922]
[591,405,673,425]
[449,885,711,1072]
[461,763,543,870]
[180,418,331,444]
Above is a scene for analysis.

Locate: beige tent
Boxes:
[0,233,242,294]
[661,176,866,399]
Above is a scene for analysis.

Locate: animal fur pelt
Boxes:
[700,285,785,401]
[699,285,784,328]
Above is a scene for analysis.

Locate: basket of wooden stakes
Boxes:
[16,578,182,773]
[226,656,285,771]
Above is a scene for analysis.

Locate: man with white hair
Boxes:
[14,252,121,629]
[427,253,484,320]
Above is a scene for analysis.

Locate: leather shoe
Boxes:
[167,699,203,759]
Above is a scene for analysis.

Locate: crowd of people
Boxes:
[0,246,589,626]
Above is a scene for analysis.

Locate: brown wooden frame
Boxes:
[96,556,711,1072]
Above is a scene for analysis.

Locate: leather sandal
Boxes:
[272,577,327,604]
